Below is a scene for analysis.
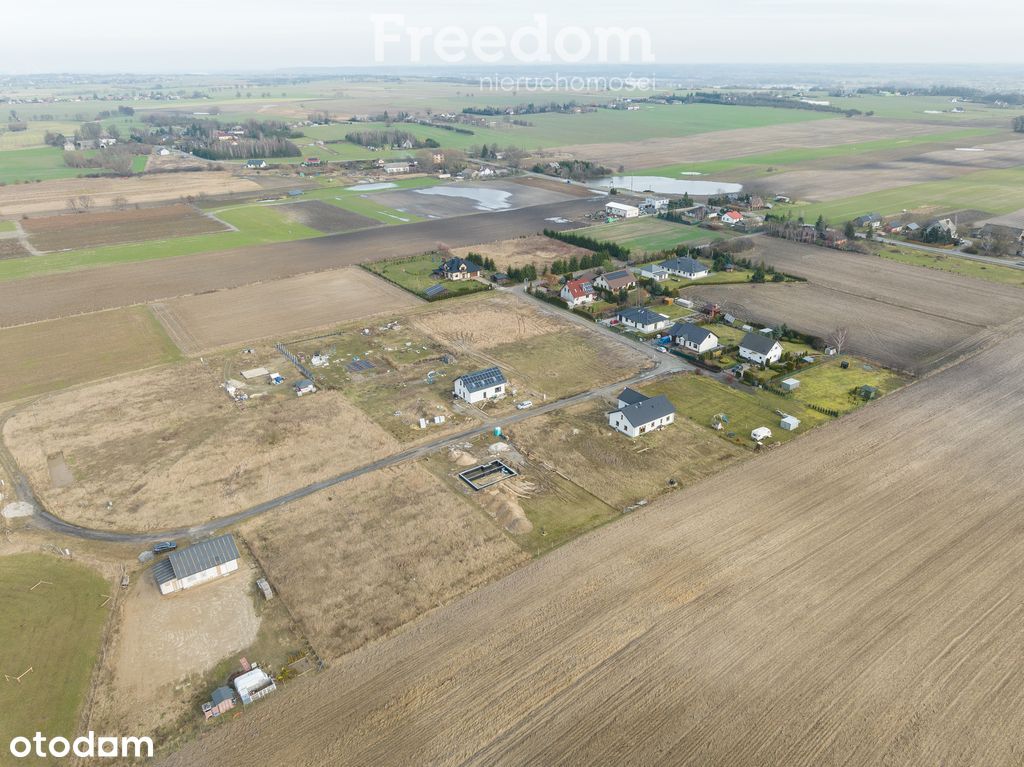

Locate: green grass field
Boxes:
[0,554,110,763]
[583,218,728,254]
[875,244,1024,287]
[642,373,829,448]
[782,356,907,414]
[365,255,490,298]
[633,128,996,177]
[0,221,16,233]
[0,148,93,184]
[776,166,1024,223]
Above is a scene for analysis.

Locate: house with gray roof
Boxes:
[659,256,709,280]
[667,322,718,354]
[616,307,670,333]
[153,534,240,596]
[738,331,783,366]
[594,269,637,293]
[439,257,482,281]
[454,366,507,404]
[608,388,675,438]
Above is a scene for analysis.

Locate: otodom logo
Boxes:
[9,732,154,760]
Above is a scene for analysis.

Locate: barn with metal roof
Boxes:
[154,534,240,596]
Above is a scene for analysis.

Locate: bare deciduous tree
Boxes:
[78,195,94,211]
[828,326,849,354]
[65,197,79,214]
[112,195,128,211]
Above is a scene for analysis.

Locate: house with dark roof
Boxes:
[439,257,482,281]
[853,212,882,228]
[667,322,718,354]
[453,367,507,404]
[660,256,709,280]
[153,534,240,596]
[202,686,237,720]
[594,269,636,293]
[607,388,675,438]
[616,307,670,333]
[738,331,784,366]
[560,277,596,308]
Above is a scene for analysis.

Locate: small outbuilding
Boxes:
[859,385,879,400]
[751,427,773,442]
[780,377,801,392]
[233,666,277,705]
[780,415,801,431]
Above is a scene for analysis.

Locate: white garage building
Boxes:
[153,534,240,596]
[605,201,640,218]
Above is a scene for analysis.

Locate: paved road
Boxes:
[865,234,1024,270]
[13,291,686,544]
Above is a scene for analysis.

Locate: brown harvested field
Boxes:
[452,234,593,270]
[3,362,400,532]
[748,236,1024,328]
[22,204,228,251]
[151,267,423,354]
[410,293,650,401]
[276,200,382,233]
[160,326,1024,767]
[0,171,261,216]
[510,175,597,198]
[0,197,596,327]
[243,463,528,661]
[0,306,180,403]
[510,399,744,509]
[693,281,977,372]
[547,118,948,169]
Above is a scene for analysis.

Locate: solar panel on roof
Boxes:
[459,367,507,392]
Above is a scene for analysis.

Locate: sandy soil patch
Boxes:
[411,292,562,350]
[243,463,527,661]
[0,172,261,217]
[152,267,423,354]
[3,361,400,531]
[452,234,594,270]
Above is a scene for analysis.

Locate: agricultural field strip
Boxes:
[160,315,1024,767]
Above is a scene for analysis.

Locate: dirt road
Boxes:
[160,323,1024,767]
[0,198,596,328]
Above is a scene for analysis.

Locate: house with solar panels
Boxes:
[453,367,508,404]
[153,534,240,596]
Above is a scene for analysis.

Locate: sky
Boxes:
[4,0,1024,73]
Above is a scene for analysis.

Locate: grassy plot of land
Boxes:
[0,221,16,233]
[0,147,98,184]
[0,555,110,763]
[583,218,728,254]
[781,356,908,414]
[22,204,227,251]
[634,128,996,178]
[365,255,491,298]
[875,245,1024,287]
[642,373,830,447]
[511,400,744,510]
[0,306,180,402]
[776,166,1024,223]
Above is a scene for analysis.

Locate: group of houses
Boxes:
[603,196,669,219]
[561,257,711,308]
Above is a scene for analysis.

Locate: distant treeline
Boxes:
[532,159,611,182]
[679,91,862,116]
[462,101,583,116]
[344,129,438,148]
[185,137,300,160]
[858,85,1024,105]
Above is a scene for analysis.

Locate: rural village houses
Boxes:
[660,256,710,280]
[617,307,671,333]
[668,322,719,354]
[438,256,483,281]
[561,277,597,307]
[594,269,637,293]
[738,332,784,366]
[607,387,676,438]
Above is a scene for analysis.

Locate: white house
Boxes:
[721,210,743,225]
[593,269,636,293]
[384,161,411,174]
[439,257,482,281]
[233,666,277,705]
[639,196,669,215]
[454,367,507,404]
[617,307,670,333]
[605,201,640,218]
[607,388,675,438]
[640,263,670,282]
[667,322,718,354]
[738,332,784,366]
[153,534,240,596]
[660,256,709,280]
[561,277,596,308]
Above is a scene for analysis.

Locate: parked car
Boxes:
[516,401,533,410]
[153,541,177,553]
